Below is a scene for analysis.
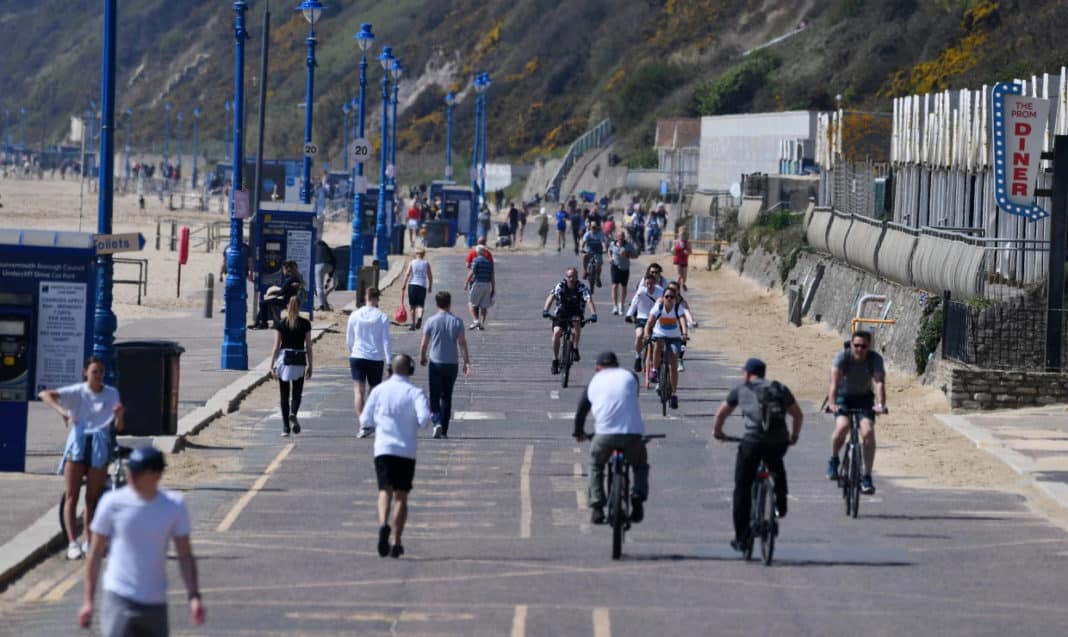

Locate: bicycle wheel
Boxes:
[745,481,760,562]
[849,441,862,518]
[609,464,625,559]
[761,477,776,566]
[840,444,851,510]
[658,359,671,416]
[561,333,572,389]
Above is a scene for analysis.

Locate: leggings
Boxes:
[278,377,305,427]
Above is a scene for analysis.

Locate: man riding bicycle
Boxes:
[574,352,649,525]
[713,358,802,553]
[580,221,608,288]
[642,287,688,409]
[624,274,664,373]
[542,268,597,375]
[826,330,887,495]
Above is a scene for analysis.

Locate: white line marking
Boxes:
[550,391,560,400]
[547,412,574,420]
[574,462,587,508]
[217,443,295,532]
[520,445,534,539]
[511,604,528,637]
[454,411,505,420]
[593,607,611,637]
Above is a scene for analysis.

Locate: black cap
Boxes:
[127,447,166,473]
[744,358,766,377]
[595,351,619,367]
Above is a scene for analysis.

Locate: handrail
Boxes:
[547,119,613,199]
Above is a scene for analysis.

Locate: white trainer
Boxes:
[66,541,83,560]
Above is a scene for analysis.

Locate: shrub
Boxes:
[622,148,659,169]
[692,51,780,116]
[613,63,687,128]
[914,296,943,374]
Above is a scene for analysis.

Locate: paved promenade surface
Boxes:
[3,251,1068,635]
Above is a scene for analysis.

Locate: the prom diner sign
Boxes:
[991,82,1051,221]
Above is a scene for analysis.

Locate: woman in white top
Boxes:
[39,357,124,560]
[401,248,433,331]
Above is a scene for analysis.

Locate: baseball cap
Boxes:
[744,358,766,377]
[127,447,166,473]
[596,351,619,367]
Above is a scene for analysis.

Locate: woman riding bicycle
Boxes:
[39,357,124,560]
[642,287,688,409]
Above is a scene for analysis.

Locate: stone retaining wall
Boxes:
[946,366,1068,411]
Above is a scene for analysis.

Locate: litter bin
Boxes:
[114,341,185,436]
[424,220,449,248]
[390,224,405,255]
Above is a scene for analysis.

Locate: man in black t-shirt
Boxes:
[713,358,803,553]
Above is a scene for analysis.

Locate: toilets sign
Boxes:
[992,82,1051,220]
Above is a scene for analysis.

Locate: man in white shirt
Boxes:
[624,274,664,373]
[347,287,393,438]
[79,447,204,636]
[573,352,649,525]
[360,354,431,559]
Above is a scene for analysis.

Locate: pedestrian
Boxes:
[39,357,124,561]
[419,291,471,439]
[537,207,550,248]
[315,238,336,311]
[507,202,520,245]
[360,354,431,558]
[465,245,495,330]
[570,206,585,255]
[609,230,639,315]
[518,204,528,244]
[347,287,393,438]
[465,236,493,269]
[401,248,433,331]
[270,296,314,437]
[555,205,568,252]
[477,204,492,240]
[79,447,205,634]
[406,200,421,247]
[672,227,692,291]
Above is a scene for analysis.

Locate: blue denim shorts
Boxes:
[653,336,684,355]
[59,427,112,471]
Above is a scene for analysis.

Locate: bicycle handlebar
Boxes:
[575,432,666,443]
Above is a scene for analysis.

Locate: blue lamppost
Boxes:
[18,106,26,149]
[123,108,132,182]
[374,46,394,269]
[341,102,351,172]
[222,0,249,371]
[175,111,184,178]
[444,92,455,181]
[348,23,374,286]
[2,108,9,148]
[479,72,491,208]
[296,0,324,205]
[93,0,118,381]
[389,59,402,189]
[224,100,233,162]
[467,74,484,247]
[191,106,201,188]
[163,102,172,168]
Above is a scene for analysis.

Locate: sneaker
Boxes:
[669,394,679,410]
[861,474,876,495]
[291,416,301,435]
[377,525,391,557]
[590,505,606,525]
[551,359,560,375]
[440,430,449,439]
[433,425,444,439]
[431,412,441,426]
[66,541,83,560]
[825,456,840,481]
[357,427,374,439]
[633,357,642,373]
[469,321,479,330]
[730,537,751,553]
[677,359,685,372]
[630,498,644,524]
[612,307,619,316]
[390,544,404,559]
[478,322,485,331]
[281,427,290,437]
[415,318,422,329]
[407,324,417,331]
[649,370,658,384]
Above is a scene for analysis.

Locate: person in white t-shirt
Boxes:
[38,357,124,561]
[79,447,204,635]
[347,286,393,438]
[360,354,431,558]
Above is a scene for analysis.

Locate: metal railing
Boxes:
[113,258,149,305]
[547,119,613,200]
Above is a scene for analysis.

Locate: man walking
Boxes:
[315,238,336,311]
[609,230,639,315]
[420,291,471,439]
[360,354,431,558]
[465,246,495,330]
[347,287,393,438]
[79,447,205,635]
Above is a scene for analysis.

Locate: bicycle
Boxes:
[824,405,885,518]
[648,337,682,416]
[585,252,604,290]
[58,429,132,539]
[720,435,779,565]
[580,432,665,560]
[549,315,590,388]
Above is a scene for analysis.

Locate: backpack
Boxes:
[752,381,788,433]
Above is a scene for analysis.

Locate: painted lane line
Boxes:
[20,570,68,604]
[520,445,534,539]
[217,443,295,532]
[575,462,587,508]
[511,604,528,637]
[42,569,82,603]
[593,607,611,637]
[550,390,560,400]
[453,411,505,420]
[546,412,574,420]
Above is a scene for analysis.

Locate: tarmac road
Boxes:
[3,250,1068,636]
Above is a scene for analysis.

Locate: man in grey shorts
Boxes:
[80,447,204,636]
[465,245,495,330]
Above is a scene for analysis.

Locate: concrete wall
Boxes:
[698,111,817,191]
[946,366,1068,411]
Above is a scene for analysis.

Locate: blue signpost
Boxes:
[348,22,375,288]
[297,0,324,205]
[467,74,483,247]
[192,106,202,189]
[123,108,132,183]
[444,92,455,181]
[374,46,394,270]
[479,72,491,208]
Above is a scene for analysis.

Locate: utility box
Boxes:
[114,341,185,436]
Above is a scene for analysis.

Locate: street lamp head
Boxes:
[176,111,183,122]
[445,92,455,106]
[342,102,351,114]
[194,106,202,118]
[474,74,486,94]
[165,102,172,112]
[351,97,359,109]
[124,108,133,117]
[296,0,324,25]
[354,22,374,52]
[224,100,232,111]
[390,59,403,82]
[378,46,393,70]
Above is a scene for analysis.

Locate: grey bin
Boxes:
[114,341,185,436]
[423,221,449,248]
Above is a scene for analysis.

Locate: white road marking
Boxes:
[547,412,574,420]
[593,607,611,637]
[454,411,505,420]
[511,604,528,637]
[574,463,587,508]
[550,391,560,400]
[520,445,534,539]
[217,443,295,532]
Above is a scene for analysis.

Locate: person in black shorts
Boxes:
[270,297,313,437]
[542,268,598,374]
[347,287,392,438]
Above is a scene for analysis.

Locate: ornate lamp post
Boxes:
[175,110,184,178]
[479,72,491,208]
[348,23,374,286]
[444,91,455,181]
[163,102,172,168]
[374,46,394,269]
[224,99,233,162]
[221,0,249,371]
[92,0,119,380]
[341,102,351,173]
[389,59,402,189]
[191,106,202,188]
[123,108,133,182]
[467,74,484,247]
[296,0,324,205]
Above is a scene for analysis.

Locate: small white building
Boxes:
[696,111,818,191]
[655,119,700,190]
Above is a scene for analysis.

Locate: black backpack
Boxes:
[752,381,788,432]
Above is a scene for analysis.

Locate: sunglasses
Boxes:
[664,294,676,299]
[851,343,868,349]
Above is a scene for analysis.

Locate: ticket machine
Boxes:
[253,203,317,316]
[0,308,31,403]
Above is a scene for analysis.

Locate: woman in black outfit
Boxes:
[253,260,305,329]
[270,296,313,436]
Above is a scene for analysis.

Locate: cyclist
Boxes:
[580,220,608,288]
[643,285,688,408]
[542,268,597,375]
[635,262,668,293]
[628,207,646,253]
[624,274,664,373]
[826,330,887,495]
[713,358,802,553]
[646,207,662,254]
[574,352,649,525]
[663,281,698,372]
[554,205,568,252]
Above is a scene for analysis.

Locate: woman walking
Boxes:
[39,357,124,560]
[673,227,692,291]
[271,296,314,437]
[401,248,433,331]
